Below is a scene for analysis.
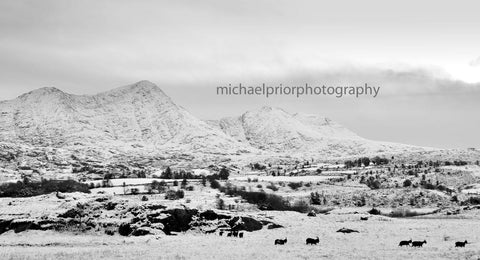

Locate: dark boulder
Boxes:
[10,219,40,233]
[159,208,198,234]
[199,210,230,221]
[0,219,12,234]
[267,223,284,229]
[229,216,263,232]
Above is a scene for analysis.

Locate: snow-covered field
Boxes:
[1,210,480,260]
[231,175,342,182]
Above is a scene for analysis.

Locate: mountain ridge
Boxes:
[0,80,431,159]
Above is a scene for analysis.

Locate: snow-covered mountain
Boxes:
[209,106,426,157]
[0,81,251,155]
[0,81,428,159]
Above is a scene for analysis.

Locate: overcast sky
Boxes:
[0,0,479,149]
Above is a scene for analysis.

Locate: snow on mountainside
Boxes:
[0,81,434,160]
[210,106,429,157]
[0,81,251,155]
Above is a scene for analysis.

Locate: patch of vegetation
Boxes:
[266,183,278,191]
[214,183,312,213]
[287,182,303,190]
[0,179,90,197]
[165,189,185,200]
[368,208,381,215]
[461,196,480,206]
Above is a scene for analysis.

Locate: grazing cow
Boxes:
[455,240,468,247]
[233,231,239,237]
[227,232,232,237]
[398,239,412,247]
[239,232,244,238]
[219,231,224,236]
[411,240,427,247]
[274,238,287,245]
[360,217,368,221]
[306,237,319,245]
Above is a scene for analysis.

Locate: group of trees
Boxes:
[345,156,391,168]
[158,167,230,180]
[0,178,90,197]
[158,167,201,179]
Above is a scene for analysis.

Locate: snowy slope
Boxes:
[211,106,427,156]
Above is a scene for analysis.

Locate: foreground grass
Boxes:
[1,211,480,260]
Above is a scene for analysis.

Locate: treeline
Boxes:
[344,156,390,168]
[345,157,472,168]
[0,179,90,197]
[155,167,229,180]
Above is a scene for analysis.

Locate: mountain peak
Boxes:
[133,80,157,88]
[17,87,67,100]
[101,80,169,98]
[256,106,287,113]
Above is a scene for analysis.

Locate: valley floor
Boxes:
[1,210,480,260]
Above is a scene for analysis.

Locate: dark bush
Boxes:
[287,182,302,190]
[266,183,278,191]
[310,192,321,205]
[403,179,412,187]
[209,178,221,189]
[118,223,132,236]
[165,189,185,200]
[368,208,381,215]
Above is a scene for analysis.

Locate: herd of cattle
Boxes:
[205,229,470,248]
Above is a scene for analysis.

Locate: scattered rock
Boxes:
[337,227,359,234]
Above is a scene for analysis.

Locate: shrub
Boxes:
[368,208,381,215]
[366,177,381,189]
[422,182,436,190]
[461,196,480,205]
[209,178,221,189]
[266,183,278,191]
[186,185,194,191]
[256,184,263,189]
[216,198,225,210]
[118,223,132,236]
[310,192,321,205]
[219,167,230,180]
[288,182,303,190]
[403,179,412,187]
[141,195,149,201]
[165,189,184,200]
